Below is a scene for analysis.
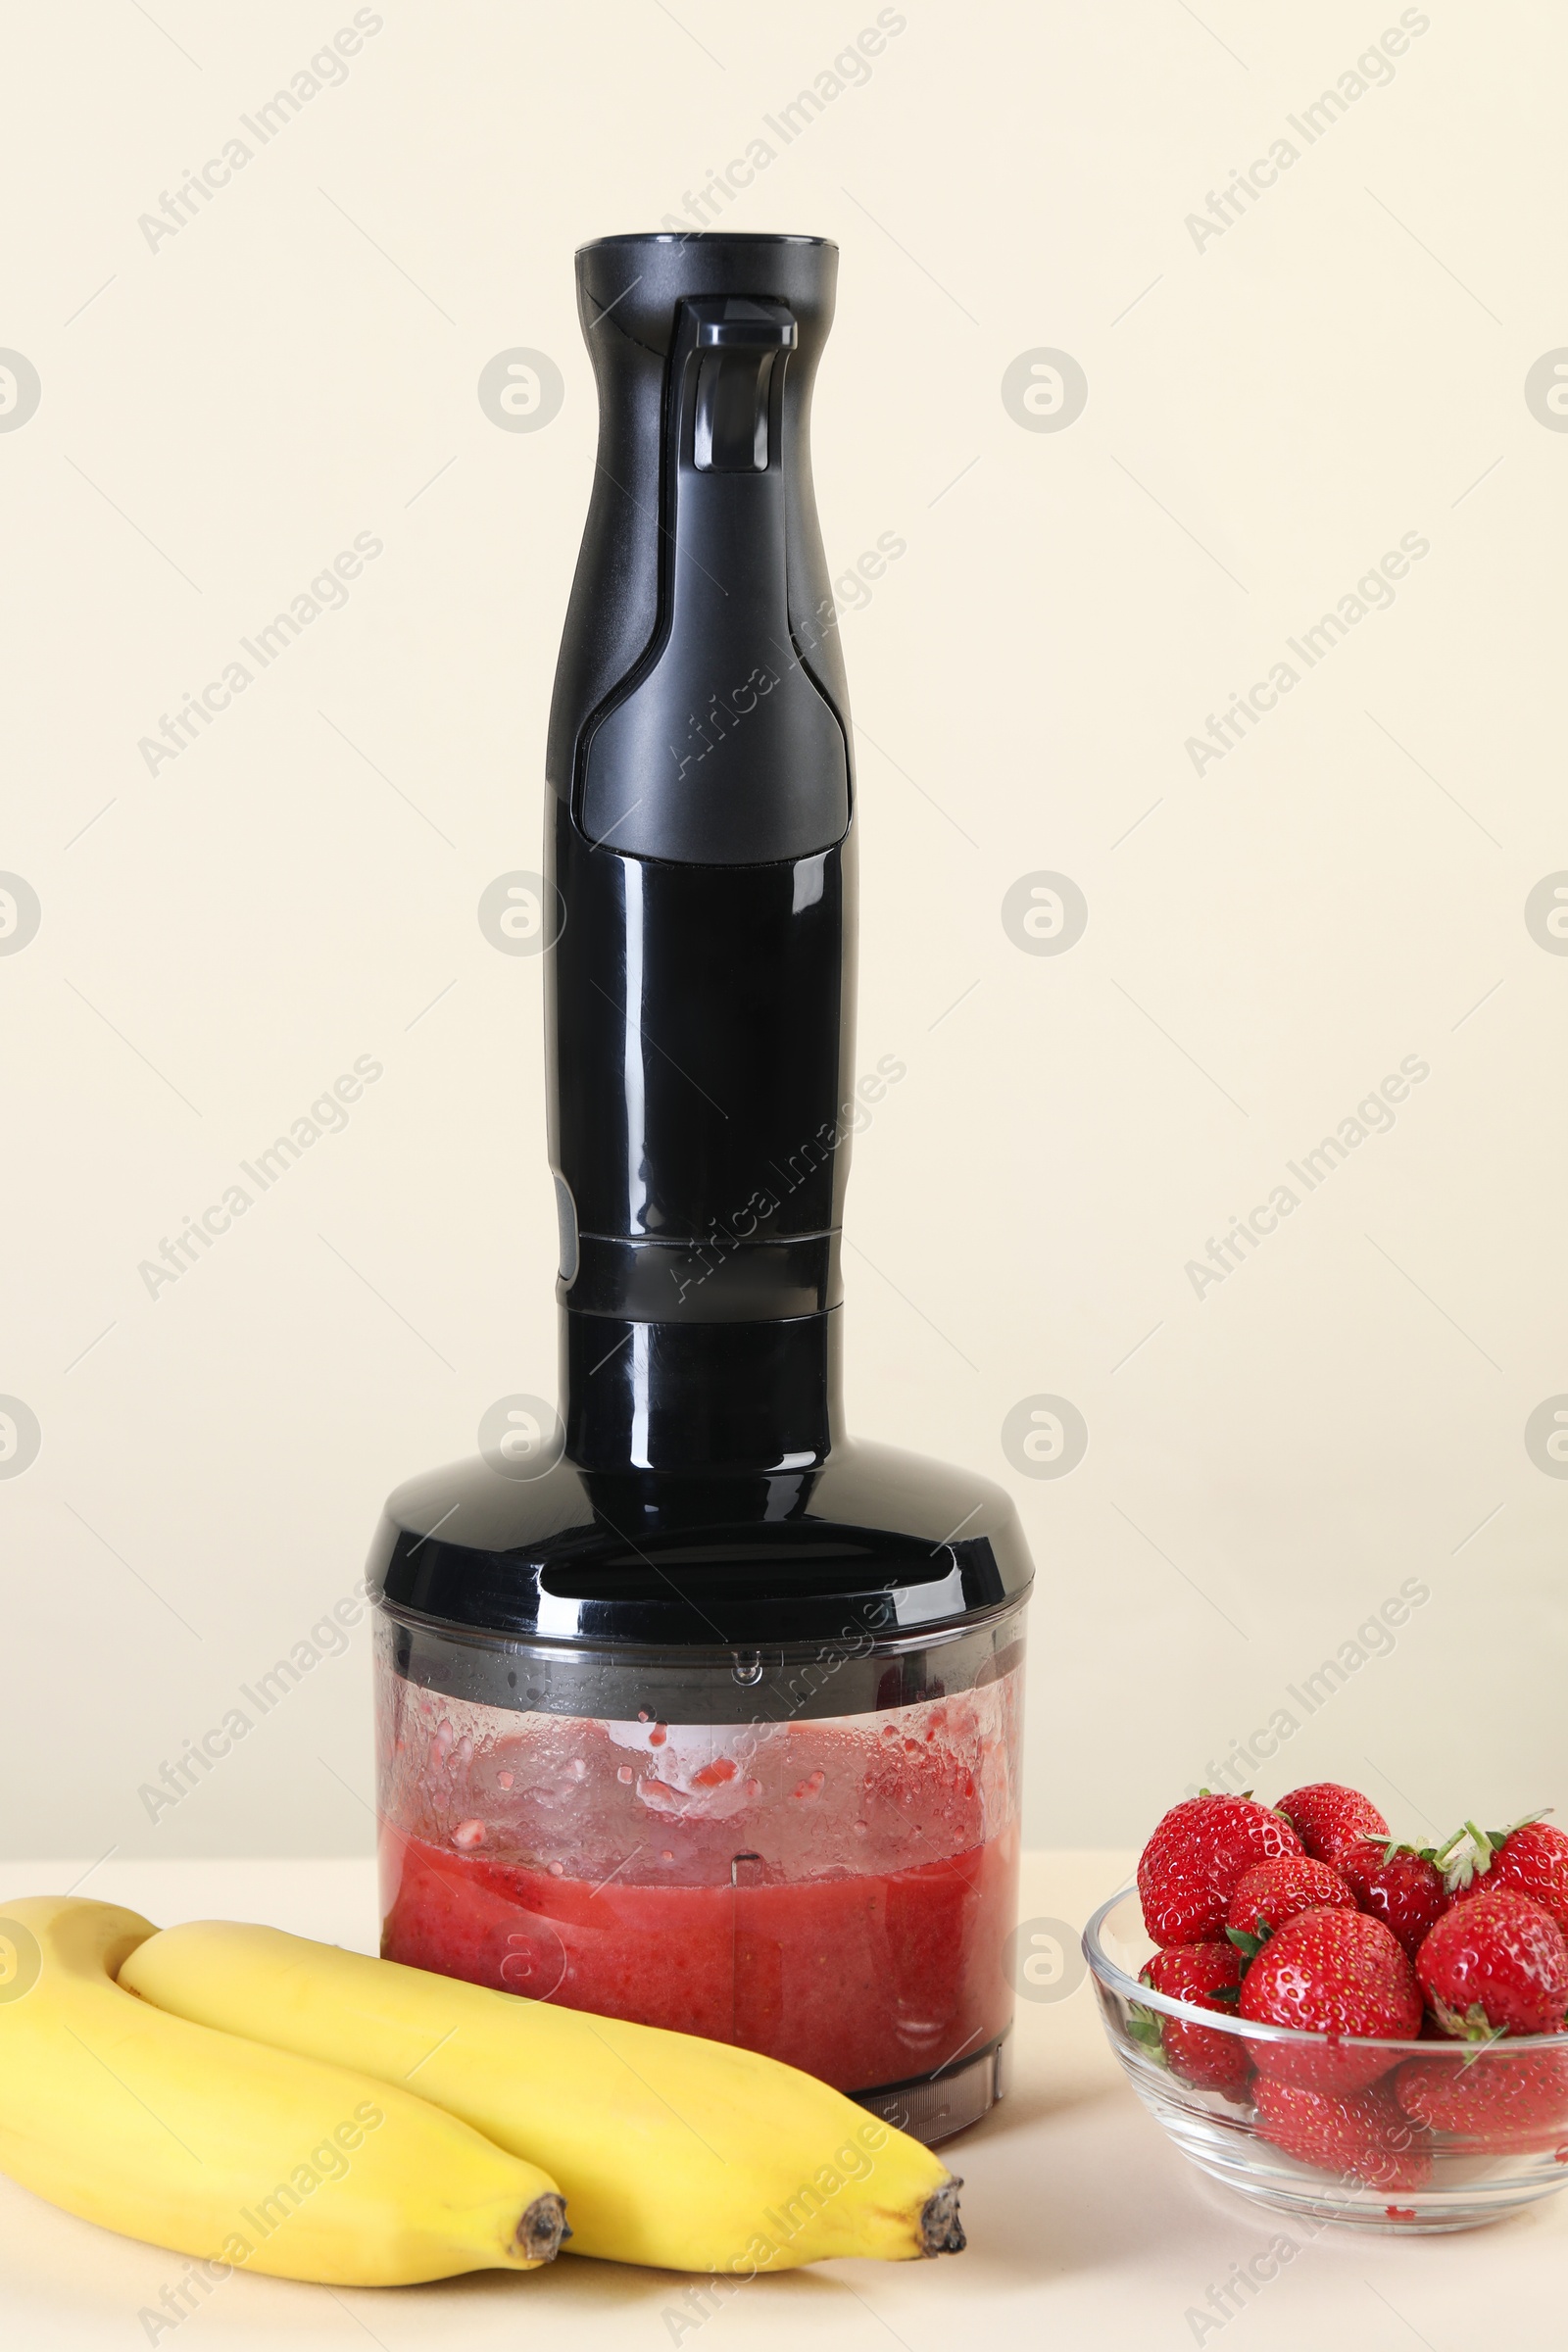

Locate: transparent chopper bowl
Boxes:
[372,1607,1024,2120]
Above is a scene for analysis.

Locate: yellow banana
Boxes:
[122,1921,965,2275]
[0,1897,565,2284]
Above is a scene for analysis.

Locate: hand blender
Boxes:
[368,231,1035,2142]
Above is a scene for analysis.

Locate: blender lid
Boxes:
[369,1436,1034,1649]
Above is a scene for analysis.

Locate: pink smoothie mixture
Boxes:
[376,1671,1022,2094]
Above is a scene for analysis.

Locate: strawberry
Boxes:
[1417,1887,1568,2038]
[1253,2076,1433,2188]
[1138,1792,1302,1945]
[1276,1783,1389,1869]
[1396,2047,1568,2151]
[1449,1819,1568,1939]
[1136,1941,1250,2096]
[1226,1855,1356,1954]
[1240,1905,1423,2090]
[1339,1839,1449,1960]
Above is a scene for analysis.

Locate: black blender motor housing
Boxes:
[368,233,1034,2140]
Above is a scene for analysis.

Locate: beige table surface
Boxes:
[1,1852,1558,2350]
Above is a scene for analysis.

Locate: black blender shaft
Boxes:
[550,803,855,1301]
[545,234,857,1473]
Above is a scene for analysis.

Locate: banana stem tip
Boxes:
[918,2180,965,2257]
[516,2192,570,2264]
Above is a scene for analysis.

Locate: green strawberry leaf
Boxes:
[1495,1808,1548,1840]
[1127,2003,1167,2062]
[1225,1926,1266,1962]
[1431,1993,1508,2047]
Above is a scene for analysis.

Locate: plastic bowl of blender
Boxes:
[1085,1887,1568,2232]
[371,1600,1028,2138]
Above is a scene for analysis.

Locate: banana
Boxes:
[121,1921,965,2275]
[0,1897,566,2284]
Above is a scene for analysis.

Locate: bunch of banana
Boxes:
[0,1896,566,2284]
[121,1919,965,2275]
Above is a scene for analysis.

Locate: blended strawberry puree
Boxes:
[377,1676,1022,2093]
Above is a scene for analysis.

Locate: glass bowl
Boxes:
[1085,1887,1568,2233]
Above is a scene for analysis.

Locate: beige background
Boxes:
[2,0,1563,1860]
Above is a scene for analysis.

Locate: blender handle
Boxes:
[575,293,850,866]
[547,236,854,869]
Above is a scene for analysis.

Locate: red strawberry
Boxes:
[1396,2047,1568,2151]
[1417,1888,1568,2038]
[1138,1793,1302,1945]
[1339,1839,1449,1960]
[1138,1942,1250,2096]
[1276,1783,1389,1869]
[1227,1855,1356,1951]
[1253,2075,1432,2188]
[1450,1820,1568,1939]
[1240,1906,1423,2089]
